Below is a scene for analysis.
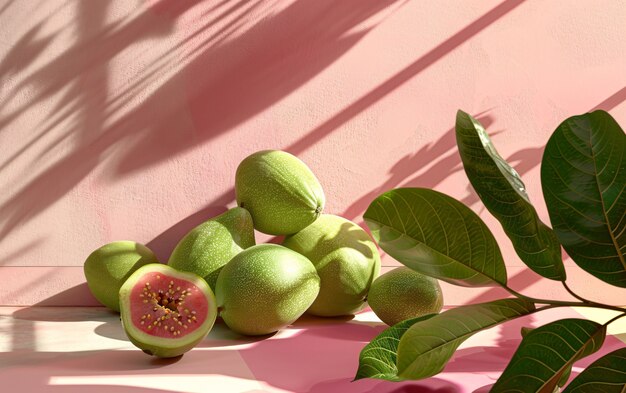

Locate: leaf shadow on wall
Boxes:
[0,0,400,366]
[341,114,495,223]
[147,0,528,260]
[3,0,532,315]
[0,0,405,244]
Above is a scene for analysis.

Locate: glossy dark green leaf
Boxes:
[563,347,626,392]
[491,318,607,393]
[542,110,626,287]
[364,188,507,287]
[396,298,535,379]
[521,326,574,387]
[456,110,565,281]
[354,315,435,381]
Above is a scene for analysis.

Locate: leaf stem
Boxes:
[603,312,626,327]
[561,281,591,304]
[534,304,560,312]
[501,284,626,313]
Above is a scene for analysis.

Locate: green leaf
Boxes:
[396,298,536,380]
[558,364,574,389]
[364,188,507,287]
[491,318,607,393]
[541,110,626,287]
[563,347,626,392]
[354,315,435,381]
[521,326,572,387]
[456,110,565,281]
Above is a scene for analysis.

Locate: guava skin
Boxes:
[216,244,321,335]
[235,150,325,235]
[168,207,256,291]
[83,241,159,312]
[283,214,381,316]
[367,267,444,326]
[119,264,217,358]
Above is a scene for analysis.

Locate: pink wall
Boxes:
[1,0,625,306]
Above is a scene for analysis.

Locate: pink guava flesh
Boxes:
[129,271,209,338]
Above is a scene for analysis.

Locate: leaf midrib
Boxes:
[585,121,626,270]
[365,216,495,284]
[399,304,533,376]
[357,316,432,381]
[535,324,606,392]
[460,113,565,280]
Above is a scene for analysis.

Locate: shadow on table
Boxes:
[0,349,182,371]
[0,348,249,392]
[92,318,277,347]
[12,302,117,323]
[202,313,456,392]
[6,307,625,392]
[309,377,461,393]
[10,303,121,353]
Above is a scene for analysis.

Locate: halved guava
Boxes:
[119,264,217,358]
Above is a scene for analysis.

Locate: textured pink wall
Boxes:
[1,0,625,306]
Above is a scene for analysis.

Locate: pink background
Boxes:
[1,0,625,306]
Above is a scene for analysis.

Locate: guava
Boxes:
[367,267,443,326]
[282,214,381,316]
[235,150,325,235]
[119,264,217,358]
[215,244,320,335]
[168,207,255,291]
[84,241,159,312]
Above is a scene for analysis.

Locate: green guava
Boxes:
[235,150,325,235]
[168,207,255,291]
[283,214,381,316]
[83,241,159,312]
[367,267,444,326]
[215,244,320,335]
